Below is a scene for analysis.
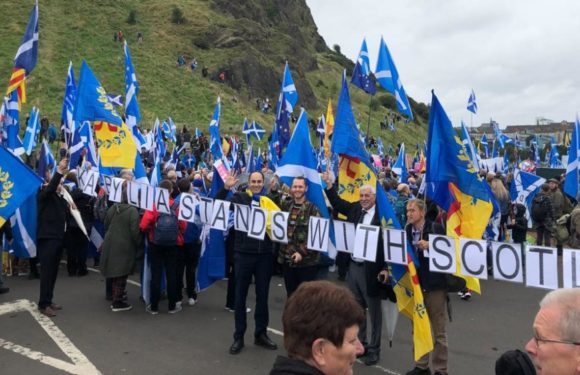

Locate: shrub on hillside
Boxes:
[127,10,137,25]
[171,6,185,24]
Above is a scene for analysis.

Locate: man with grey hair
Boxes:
[525,288,580,375]
[321,172,395,366]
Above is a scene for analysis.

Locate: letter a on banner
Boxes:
[210,200,230,231]
[307,217,329,252]
[155,187,171,214]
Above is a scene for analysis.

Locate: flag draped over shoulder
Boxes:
[6,1,39,105]
[332,71,432,360]
[426,91,493,293]
[0,146,43,227]
[564,117,580,200]
[73,61,136,168]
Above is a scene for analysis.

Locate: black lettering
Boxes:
[271,212,287,241]
[200,197,213,223]
[432,236,453,271]
[341,222,349,251]
[179,194,195,221]
[495,244,520,280]
[528,246,554,285]
[250,208,266,237]
[385,229,406,263]
[462,240,485,275]
[127,182,139,206]
[110,178,122,201]
[358,225,378,259]
[235,204,249,232]
[572,252,579,288]
[140,184,153,209]
[309,218,329,250]
[156,188,170,214]
[211,202,228,230]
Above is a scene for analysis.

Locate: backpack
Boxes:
[531,195,549,222]
[153,202,179,246]
[554,213,571,243]
[93,193,109,222]
[394,196,409,226]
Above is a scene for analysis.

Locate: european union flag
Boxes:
[375,37,413,120]
[351,38,376,95]
[73,60,123,126]
[0,145,43,227]
[275,92,291,153]
[466,89,477,114]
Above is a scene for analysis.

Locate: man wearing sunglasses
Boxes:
[525,288,580,375]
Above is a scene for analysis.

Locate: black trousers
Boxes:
[176,241,201,300]
[38,238,64,309]
[149,244,178,311]
[233,252,273,340]
[282,263,318,297]
[536,225,551,247]
[64,227,88,276]
[225,233,236,310]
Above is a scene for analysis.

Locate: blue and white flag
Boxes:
[460,121,480,170]
[492,120,513,148]
[375,36,412,120]
[549,137,561,168]
[480,133,489,158]
[106,94,123,107]
[280,62,298,113]
[133,151,149,184]
[510,168,546,228]
[275,92,291,153]
[2,91,24,156]
[276,108,336,257]
[466,89,477,114]
[243,120,265,144]
[61,61,76,147]
[377,137,385,157]
[22,106,40,155]
[208,97,224,161]
[351,38,376,95]
[124,41,145,147]
[564,116,580,200]
[9,194,37,258]
[392,143,408,182]
[195,127,203,139]
[37,139,55,179]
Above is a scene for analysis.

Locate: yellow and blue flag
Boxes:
[426,91,493,293]
[0,145,43,227]
[74,61,136,168]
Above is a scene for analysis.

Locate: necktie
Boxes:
[359,209,367,224]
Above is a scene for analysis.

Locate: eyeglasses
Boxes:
[532,333,580,347]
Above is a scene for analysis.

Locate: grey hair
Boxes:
[360,184,376,195]
[539,288,580,342]
[407,198,426,212]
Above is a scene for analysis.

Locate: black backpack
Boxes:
[531,195,549,222]
[153,202,179,246]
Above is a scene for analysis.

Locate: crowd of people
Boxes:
[1,121,580,375]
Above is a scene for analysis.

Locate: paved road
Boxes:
[0,264,546,374]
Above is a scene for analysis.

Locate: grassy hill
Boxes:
[0,0,428,149]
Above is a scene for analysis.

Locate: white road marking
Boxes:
[87,267,402,374]
[0,299,102,375]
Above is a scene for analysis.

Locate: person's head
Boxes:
[406,199,426,226]
[541,183,550,194]
[159,179,173,193]
[177,178,192,194]
[548,179,559,191]
[525,288,580,375]
[248,171,264,194]
[167,170,178,183]
[291,177,308,202]
[119,169,134,182]
[359,185,376,210]
[487,171,496,183]
[397,183,410,196]
[282,281,364,375]
[491,178,509,201]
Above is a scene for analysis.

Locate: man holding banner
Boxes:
[404,199,448,375]
[322,172,395,367]
[218,171,279,355]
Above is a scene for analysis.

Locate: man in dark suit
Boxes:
[322,172,395,366]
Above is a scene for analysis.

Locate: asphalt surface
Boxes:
[0,263,546,375]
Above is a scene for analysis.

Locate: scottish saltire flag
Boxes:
[514,133,524,150]
[479,134,489,159]
[182,153,196,170]
[106,94,123,107]
[351,38,376,95]
[9,194,37,258]
[377,137,385,157]
[280,62,298,112]
[323,99,334,158]
[124,41,145,147]
[0,145,43,227]
[74,61,136,168]
[243,120,265,143]
[6,0,39,105]
[242,118,251,145]
[492,120,513,148]
[2,91,25,156]
[316,115,325,147]
[503,151,510,173]
[133,152,149,184]
[61,62,76,147]
[466,89,477,114]
[37,139,55,179]
[375,37,413,120]
[549,137,561,168]
[255,148,263,171]
[68,120,87,168]
[275,92,291,153]
[153,118,166,158]
[208,97,224,161]
[564,117,580,200]
[276,108,336,257]
[268,132,279,172]
[81,120,98,167]
[426,91,493,293]
[460,121,480,170]
[22,107,40,155]
[484,183,501,241]
[168,117,177,143]
[161,120,173,142]
[491,139,498,158]
[195,127,203,139]
[392,143,407,182]
[246,146,257,173]
[510,168,546,228]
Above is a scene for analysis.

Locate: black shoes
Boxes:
[254,333,277,350]
[406,367,432,375]
[364,351,379,366]
[229,339,244,355]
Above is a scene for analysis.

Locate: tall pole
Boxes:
[365,96,373,145]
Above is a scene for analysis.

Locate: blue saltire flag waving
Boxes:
[564,116,580,200]
[351,38,376,95]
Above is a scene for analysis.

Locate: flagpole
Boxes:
[365,96,373,146]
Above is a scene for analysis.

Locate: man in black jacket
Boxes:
[0,221,13,294]
[37,158,70,317]
[322,172,396,366]
[404,199,448,375]
[217,171,278,355]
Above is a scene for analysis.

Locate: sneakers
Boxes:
[145,305,159,315]
[458,290,472,301]
[168,305,182,314]
[225,306,252,313]
[188,297,197,306]
[405,367,431,375]
[111,302,133,312]
[175,301,182,309]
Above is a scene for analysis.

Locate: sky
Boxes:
[306,0,580,128]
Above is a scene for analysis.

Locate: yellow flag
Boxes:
[324,99,334,159]
[94,121,137,169]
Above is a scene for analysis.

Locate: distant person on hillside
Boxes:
[177,54,185,67]
[201,66,208,77]
[118,31,124,43]
[219,71,226,82]
[113,32,118,42]
[190,58,198,72]
[137,32,143,42]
